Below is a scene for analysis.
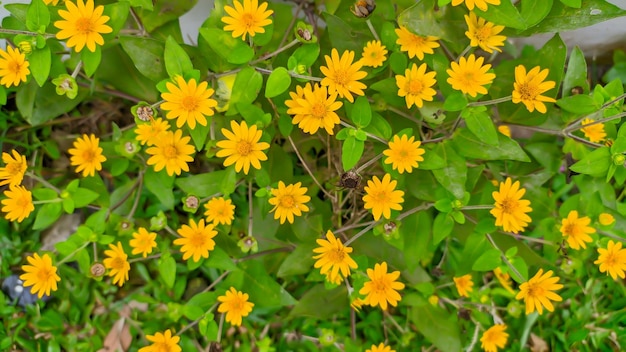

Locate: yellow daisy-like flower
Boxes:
[160,77,218,130]
[366,343,395,352]
[560,210,595,250]
[493,267,515,294]
[362,173,404,221]
[446,54,496,97]
[512,65,556,114]
[312,230,358,283]
[452,0,501,11]
[44,0,60,5]
[0,46,30,88]
[359,261,405,310]
[221,0,273,40]
[1,185,35,223]
[173,219,217,262]
[135,118,170,146]
[288,83,342,135]
[146,129,195,176]
[394,26,440,60]
[129,227,157,258]
[217,287,255,326]
[490,177,532,234]
[0,150,27,187]
[19,253,61,299]
[54,0,112,53]
[320,48,367,103]
[351,297,366,311]
[285,83,308,116]
[360,40,388,68]
[594,240,626,280]
[395,63,437,109]
[138,329,181,352]
[103,242,131,287]
[497,125,511,137]
[68,134,107,177]
[515,269,563,315]
[383,134,426,174]
[428,295,439,306]
[453,274,473,297]
[216,120,270,175]
[480,324,509,352]
[204,197,236,226]
[465,12,506,54]
[580,118,606,143]
[599,213,615,226]
[268,181,311,224]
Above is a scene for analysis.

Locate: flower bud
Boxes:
[182,195,200,213]
[612,153,625,165]
[17,41,32,54]
[52,74,78,99]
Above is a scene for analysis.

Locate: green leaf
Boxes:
[432,213,454,245]
[237,261,298,308]
[462,108,499,146]
[265,67,292,98]
[398,0,460,37]
[520,0,553,28]
[472,249,502,271]
[556,94,600,114]
[26,0,50,32]
[159,255,177,289]
[364,112,393,140]
[452,128,530,161]
[277,243,316,277]
[418,148,446,170]
[349,96,372,128]
[187,121,211,151]
[562,46,589,97]
[205,247,237,271]
[16,80,37,121]
[176,170,231,198]
[559,0,581,7]
[62,198,74,214]
[443,92,468,112]
[164,36,194,78]
[119,36,167,82]
[342,136,364,171]
[71,188,100,208]
[477,0,526,29]
[227,66,263,116]
[410,304,461,352]
[127,0,154,10]
[144,168,175,210]
[199,28,253,65]
[402,211,432,271]
[432,144,467,199]
[28,45,51,87]
[81,46,102,77]
[322,12,366,53]
[569,147,611,177]
[288,285,347,319]
[278,113,293,137]
[33,202,63,230]
[291,44,320,67]
[33,188,58,201]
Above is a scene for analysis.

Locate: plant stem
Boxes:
[27,172,61,194]
[57,241,91,266]
[253,67,322,81]
[248,180,254,237]
[288,136,335,201]
[0,28,55,38]
[365,19,380,41]
[355,153,383,173]
[71,61,83,79]
[468,95,512,107]
[461,205,493,210]
[251,39,300,65]
[485,233,524,282]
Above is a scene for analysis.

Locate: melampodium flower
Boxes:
[452,0,501,11]
[465,12,506,54]
[515,269,563,315]
[594,240,626,280]
[221,0,273,40]
[320,48,367,103]
[54,0,113,53]
[0,46,30,88]
[68,134,106,177]
[359,261,405,310]
[395,63,437,109]
[312,230,358,283]
[453,274,473,297]
[288,83,342,135]
[599,213,615,226]
[362,174,404,221]
[268,181,311,224]
[366,343,395,352]
[216,120,270,174]
[493,267,515,294]
[217,287,255,326]
[480,324,509,352]
[135,118,170,146]
[146,129,195,176]
[383,134,425,174]
[490,177,532,234]
[103,242,131,287]
[580,118,606,143]
[44,0,60,5]
[1,185,35,223]
[160,77,218,129]
[173,219,217,262]
[138,329,181,352]
[360,40,388,68]
[129,227,157,258]
[512,65,556,114]
[560,210,595,250]
[286,84,308,116]
[446,54,496,97]
[204,197,236,225]
[0,150,27,187]
[394,26,440,60]
[19,253,61,298]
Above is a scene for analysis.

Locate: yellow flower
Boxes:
[312,230,358,283]
[221,0,273,40]
[103,242,131,287]
[216,120,270,175]
[480,324,508,352]
[395,63,437,109]
[44,0,60,5]
[54,0,112,53]
[68,134,106,177]
[594,240,626,280]
[366,343,395,352]
[580,118,606,143]
[285,83,308,116]
[560,210,595,250]
[497,125,511,137]
[0,46,30,88]
[394,26,440,60]
[383,134,426,174]
[512,65,556,114]
[19,253,61,299]
[360,40,388,68]
[446,54,495,97]
[493,267,515,294]
[465,12,506,54]
[138,329,181,352]
[453,274,473,297]
[428,295,439,306]
[146,129,195,176]
[490,177,532,234]
[129,227,157,258]
[599,213,615,226]
[362,174,404,221]
[217,287,255,326]
[135,118,170,146]
[515,269,563,315]
[320,48,367,103]
[204,197,235,225]
[268,181,311,224]
[452,0,501,11]
[160,77,218,129]
[0,150,27,187]
[1,185,35,223]
[288,83,342,135]
[359,261,405,310]
[173,219,217,262]
[351,297,366,311]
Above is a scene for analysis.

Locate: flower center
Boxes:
[82,149,96,162]
[333,69,349,86]
[604,252,618,267]
[182,96,199,112]
[190,231,207,247]
[6,162,23,175]
[37,267,52,282]
[311,102,326,118]
[526,282,544,298]
[500,197,516,214]
[373,191,390,205]
[372,278,389,293]
[329,247,346,264]
[462,72,477,85]
[16,194,30,208]
[154,342,173,352]
[406,79,423,95]
[279,195,295,208]
[76,17,95,34]
[163,145,178,159]
[8,61,23,75]
[237,141,252,156]
[409,34,425,47]
[517,83,539,100]
[111,257,126,270]
[475,27,491,42]
[242,13,256,28]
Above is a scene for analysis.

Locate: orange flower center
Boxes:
[406,79,423,95]
[499,197,515,214]
[154,342,173,352]
[37,267,52,281]
[182,96,199,112]
[111,257,126,270]
[329,247,346,263]
[82,149,96,162]
[279,195,295,208]
[475,27,491,42]
[517,83,538,101]
[190,231,207,247]
[371,277,389,293]
[311,102,326,118]
[242,13,255,29]
[8,61,23,75]
[75,17,95,34]
[525,282,544,298]
[333,68,349,86]
[15,194,30,208]
[603,252,618,267]
[372,191,390,204]
[163,145,179,159]
[237,141,252,156]
[6,162,23,174]
[409,34,425,46]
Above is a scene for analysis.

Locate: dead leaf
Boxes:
[529,333,549,352]
[97,318,132,352]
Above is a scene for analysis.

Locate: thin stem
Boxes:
[485,233,524,282]
[129,254,162,263]
[461,205,493,210]
[334,220,377,234]
[339,120,388,144]
[355,153,383,173]
[32,199,63,205]
[216,312,225,343]
[344,221,378,246]
[201,271,232,294]
[234,246,294,263]
[465,323,481,352]
[253,67,322,81]
[0,28,55,38]
[383,310,406,334]
[71,61,83,79]
[468,95,512,107]
[57,242,91,266]
[288,136,336,201]
[27,172,61,194]
[248,181,254,236]
[457,45,472,60]
[386,105,421,124]
[129,7,147,36]
[365,19,380,41]
[128,169,145,220]
[564,111,626,133]
[250,39,300,65]
[164,225,179,238]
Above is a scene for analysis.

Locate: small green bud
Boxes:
[182,195,200,213]
[612,153,625,166]
[17,41,32,54]
[150,211,167,231]
[237,235,258,253]
[52,74,78,99]
[319,329,336,347]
